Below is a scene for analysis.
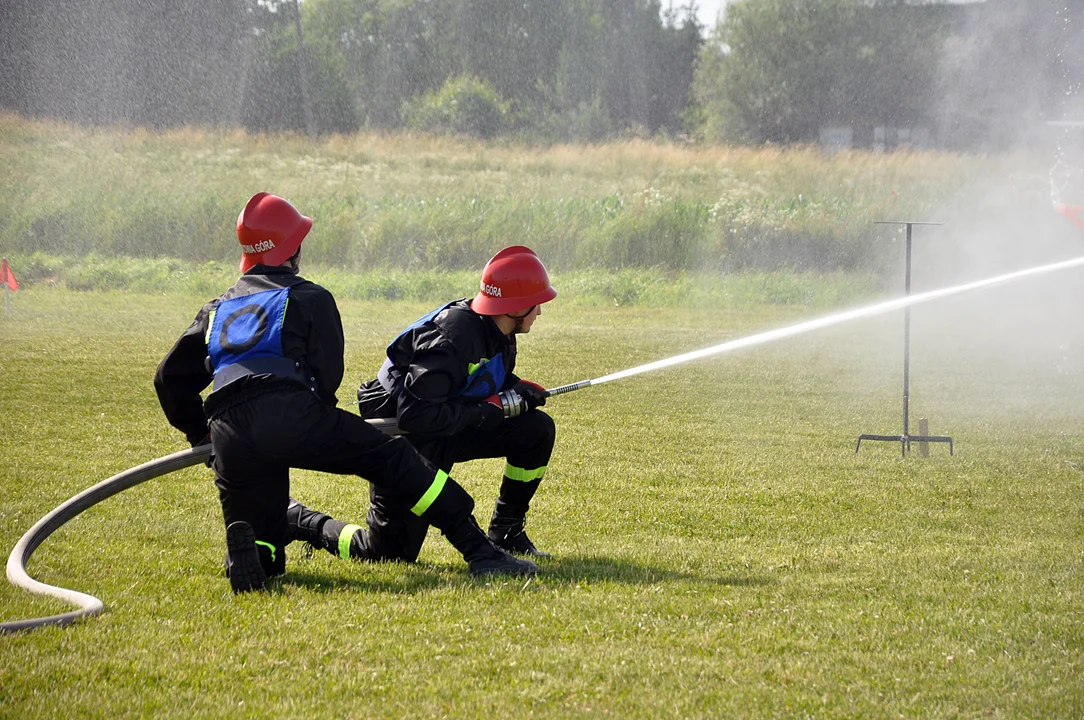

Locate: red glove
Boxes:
[513,380,547,410]
[484,388,526,418]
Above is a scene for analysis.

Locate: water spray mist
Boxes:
[543,254,1084,398]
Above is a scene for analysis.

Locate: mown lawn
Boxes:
[1,278,1081,719]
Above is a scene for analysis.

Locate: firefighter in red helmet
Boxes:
[287,246,558,564]
[235,192,313,271]
[154,195,536,592]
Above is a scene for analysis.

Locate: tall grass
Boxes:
[0,113,999,276]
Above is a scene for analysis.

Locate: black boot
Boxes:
[225,521,267,593]
[415,472,538,576]
[488,513,551,559]
[287,498,383,561]
[444,515,539,577]
[287,498,327,550]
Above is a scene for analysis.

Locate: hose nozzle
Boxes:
[544,380,592,397]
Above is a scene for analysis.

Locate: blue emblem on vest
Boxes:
[377,300,506,399]
[460,354,506,399]
[208,288,299,390]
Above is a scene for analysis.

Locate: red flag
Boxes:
[1,258,18,291]
[1056,204,1084,231]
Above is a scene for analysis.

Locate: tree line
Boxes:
[0,0,1080,149]
[0,0,702,141]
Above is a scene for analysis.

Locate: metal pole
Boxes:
[857,220,952,456]
[902,222,912,455]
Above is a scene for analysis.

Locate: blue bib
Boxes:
[380,301,507,399]
[208,287,291,379]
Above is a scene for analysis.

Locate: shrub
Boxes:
[403,76,509,140]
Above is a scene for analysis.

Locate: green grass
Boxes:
[1,252,881,310]
[1,279,1082,718]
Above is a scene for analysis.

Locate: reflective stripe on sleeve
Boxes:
[410,469,449,516]
[205,308,217,345]
[338,524,362,560]
[504,463,547,482]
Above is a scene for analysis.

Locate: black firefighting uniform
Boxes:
[350,298,555,561]
[154,265,475,577]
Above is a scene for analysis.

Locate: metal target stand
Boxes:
[856,221,954,457]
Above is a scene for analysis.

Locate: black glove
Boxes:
[193,433,214,468]
[513,380,547,411]
[473,402,505,430]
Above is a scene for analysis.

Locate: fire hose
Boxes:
[2,445,210,633]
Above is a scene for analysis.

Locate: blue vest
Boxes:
[207,288,301,391]
[377,301,507,400]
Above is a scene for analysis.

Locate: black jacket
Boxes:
[154,265,344,445]
[356,300,519,437]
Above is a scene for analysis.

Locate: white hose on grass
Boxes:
[1,446,209,633]
[2,416,404,634]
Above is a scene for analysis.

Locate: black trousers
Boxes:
[365,409,556,562]
[209,387,456,576]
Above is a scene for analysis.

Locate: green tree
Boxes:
[539,0,700,138]
[695,0,861,143]
[0,0,707,142]
[300,0,365,132]
[693,0,947,144]
[451,0,565,110]
[657,3,704,136]
[240,1,306,133]
[0,0,250,128]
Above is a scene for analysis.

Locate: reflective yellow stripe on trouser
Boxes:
[410,470,449,516]
[338,524,362,560]
[504,463,547,482]
[255,540,276,562]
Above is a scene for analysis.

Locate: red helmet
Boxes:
[472,246,556,315]
[236,192,313,272]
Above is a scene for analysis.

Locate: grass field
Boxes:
[1,275,1081,718]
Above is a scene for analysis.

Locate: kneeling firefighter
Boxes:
[288,246,557,563]
[154,194,537,592]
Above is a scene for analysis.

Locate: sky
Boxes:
[687,0,990,32]
[692,0,728,30]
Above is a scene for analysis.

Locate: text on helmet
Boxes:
[482,282,502,297]
[242,240,276,254]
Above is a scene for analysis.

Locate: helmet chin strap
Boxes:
[286,248,302,272]
[506,305,536,334]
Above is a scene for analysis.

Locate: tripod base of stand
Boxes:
[856,433,954,456]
